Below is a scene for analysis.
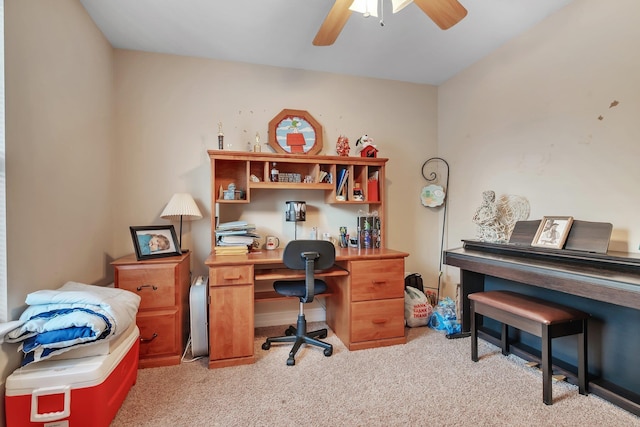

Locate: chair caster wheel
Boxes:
[324,348,333,357]
[262,342,271,350]
[319,332,327,339]
[285,326,295,336]
[287,357,295,366]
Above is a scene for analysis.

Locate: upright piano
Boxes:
[444,238,640,415]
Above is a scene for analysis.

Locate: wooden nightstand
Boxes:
[112,252,190,368]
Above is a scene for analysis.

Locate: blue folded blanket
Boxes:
[3,282,140,365]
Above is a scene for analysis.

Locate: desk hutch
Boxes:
[205,151,409,369]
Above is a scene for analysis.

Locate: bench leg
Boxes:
[471,301,479,362]
[578,319,588,396]
[542,325,553,405]
[501,323,509,356]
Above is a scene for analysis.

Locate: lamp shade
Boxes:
[285,201,306,222]
[160,193,203,220]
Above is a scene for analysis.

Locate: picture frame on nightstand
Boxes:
[130,225,181,260]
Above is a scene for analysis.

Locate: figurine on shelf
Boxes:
[353,183,364,201]
[336,135,350,156]
[253,132,262,152]
[355,134,378,158]
[217,122,224,150]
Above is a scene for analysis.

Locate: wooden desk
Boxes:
[444,240,640,415]
[205,247,409,369]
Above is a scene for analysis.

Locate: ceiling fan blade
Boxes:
[313,0,354,46]
[413,0,467,30]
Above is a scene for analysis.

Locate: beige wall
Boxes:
[112,51,439,281]
[438,0,640,293]
[112,51,439,322]
[2,0,115,413]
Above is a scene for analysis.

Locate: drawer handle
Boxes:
[372,318,388,325]
[371,280,387,285]
[136,284,158,291]
[140,332,158,343]
[223,274,241,280]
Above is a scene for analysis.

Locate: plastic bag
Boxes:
[428,297,461,334]
[404,286,433,328]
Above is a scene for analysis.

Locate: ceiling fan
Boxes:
[313,0,468,46]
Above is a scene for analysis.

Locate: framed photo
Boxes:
[268,109,323,155]
[531,216,574,249]
[130,225,181,260]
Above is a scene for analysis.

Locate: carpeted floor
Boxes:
[111,324,640,426]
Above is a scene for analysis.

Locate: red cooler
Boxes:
[5,325,139,427]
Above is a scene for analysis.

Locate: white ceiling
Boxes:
[79,0,574,86]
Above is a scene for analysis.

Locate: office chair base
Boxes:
[262,314,333,365]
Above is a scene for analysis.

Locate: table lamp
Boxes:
[285,201,306,240]
[161,193,203,251]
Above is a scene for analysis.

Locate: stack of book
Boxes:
[336,168,349,200]
[214,245,251,255]
[215,221,258,255]
[318,170,330,183]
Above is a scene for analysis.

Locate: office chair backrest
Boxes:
[281,240,336,304]
[282,240,336,271]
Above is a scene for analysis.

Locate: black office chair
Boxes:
[261,240,335,366]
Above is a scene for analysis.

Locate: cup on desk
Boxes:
[323,233,337,247]
[265,236,280,250]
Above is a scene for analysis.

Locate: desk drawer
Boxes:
[351,259,404,302]
[351,299,405,343]
[210,266,253,286]
[136,309,179,357]
[116,265,176,309]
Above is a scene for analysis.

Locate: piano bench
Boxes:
[469,290,589,405]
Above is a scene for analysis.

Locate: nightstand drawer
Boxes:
[136,310,179,357]
[350,259,404,302]
[210,266,253,286]
[116,265,176,309]
[351,299,405,343]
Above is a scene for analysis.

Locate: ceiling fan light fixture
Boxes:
[391,0,413,14]
[314,0,467,47]
[349,0,379,18]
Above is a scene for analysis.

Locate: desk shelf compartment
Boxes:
[214,158,250,203]
[329,164,382,205]
[248,160,333,188]
[253,265,348,302]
